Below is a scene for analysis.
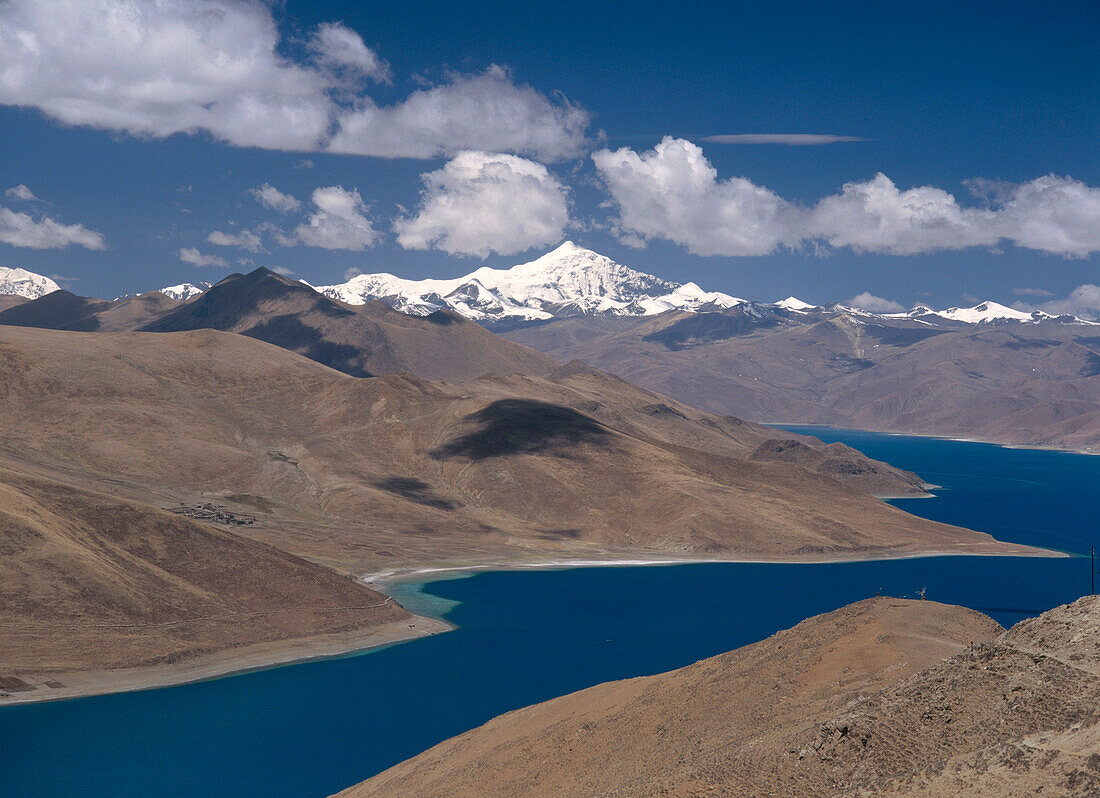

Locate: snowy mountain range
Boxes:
[313,242,1093,327]
[158,282,212,301]
[1,244,1093,327]
[317,242,744,323]
[0,266,60,299]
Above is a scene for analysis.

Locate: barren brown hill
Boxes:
[0,288,179,332]
[0,294,28,312]
[0,459,427,704]
[504,308,1100,450]
[0,325,1030,578]
[336,598,1005,797]
[340,596,1100,797]
[137,267,558,380]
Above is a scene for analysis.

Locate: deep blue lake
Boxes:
[3,429,1100,797]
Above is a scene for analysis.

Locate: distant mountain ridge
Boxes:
[318,241,744,325]
[6,245,1091,328]
[315,242,1095,328]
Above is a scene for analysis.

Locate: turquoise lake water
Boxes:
[3,429,1099,797]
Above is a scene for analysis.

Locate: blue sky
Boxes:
[0,0,1097,314]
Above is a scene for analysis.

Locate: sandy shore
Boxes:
[362,545,1068,590]
[773,423,1100,456]
[0,613,452,707]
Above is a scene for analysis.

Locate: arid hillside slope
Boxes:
[0,267,558,381]
[0,325,1029,575]
[0,460,415,701]
[341,596,1100,797]
[505,309,1100,450]
[337,598,1003,797]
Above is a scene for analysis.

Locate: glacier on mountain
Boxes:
[317,241,744,322]
[158,282,212,301]
[0,266,60,299]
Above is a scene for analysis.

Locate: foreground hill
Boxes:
[339,595,1100,797]
[505,306,1100,450]
[0,459,428,704]
[0,325,1027,578]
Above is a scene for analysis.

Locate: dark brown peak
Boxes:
[208,266,304,291]
[142,265,352,334]
[0,290,110,331]
[120,291,180,307]
[0,295,29,312]
[210,271,247,288]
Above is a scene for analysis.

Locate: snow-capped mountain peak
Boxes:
[0,266,60,299]
[158,282,211,301]
[933,300,1036,324]
[317,242,743,324]
[776,296,816,312]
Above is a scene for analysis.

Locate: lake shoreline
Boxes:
[0,613,453,708]
[362,545,1067,591]
[774,423,1100,456]
[3,545,1061,709]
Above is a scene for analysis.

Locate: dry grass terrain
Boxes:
[0,325,1029,577]
[505,308,1100,450]
[340,596,1100,797]
[0,287,1046,702]
[0,459,420,702]
[0,295,28,312]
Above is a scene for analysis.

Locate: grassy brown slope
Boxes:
[337,599,1004,797]
[0,295,28,312]
[809,594,1100,796]
[344,596,1100,797]
[505,310,1100,450]
[138,267,558,380]
[0,290,178,332]
[0,326,1029,575]
[0,462,411,694]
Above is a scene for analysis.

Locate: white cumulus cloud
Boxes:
[178,247,228,268]
[0,0,333,150]
[5,184,38,201]
[1021,284,1100,320]
[807,173,999,255]
[0,206,105,249]
[308,22,390,84]
[989,175,1100,257]
[0,1,589,160]
[289,186,379,251]
[206,229,263,252]
[249,184,301,214]
[847,291,905,313]
[593,139,1100,258]
[328,66,590,161]
[395,151,570,258]
[592,137,800,256]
